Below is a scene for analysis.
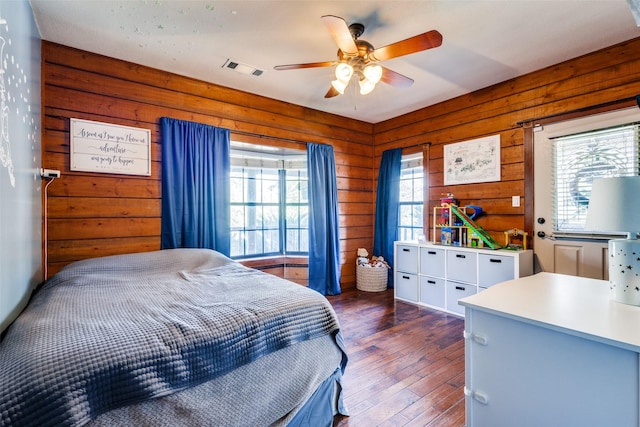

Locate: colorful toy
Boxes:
[503,228,528,250]
[433,202,502,249]
[439,193,459,225]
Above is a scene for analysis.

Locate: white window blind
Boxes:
[552,123,640,232]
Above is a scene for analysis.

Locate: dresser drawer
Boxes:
[420,247,445,278]
[447,250,477,284]
[478,253,515,288]
[446,281,477,315]
[396,272,419,302]
[420,276,445,308]
[396,244,419,274]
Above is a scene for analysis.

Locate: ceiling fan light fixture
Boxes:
[359,77,376,95]
[335,62,353,81]
[362,64,382,84]
[331,78,348,94]
[274,16,443,100]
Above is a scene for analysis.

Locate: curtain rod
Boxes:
[403,142,432,150]
[516,96,639,127]
[232,129,433,152]
[230,129,310,145]
[386,142,430,154]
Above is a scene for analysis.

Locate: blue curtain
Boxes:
[160,117,230,255]
[373,148,402,287]
[307,143,341,295]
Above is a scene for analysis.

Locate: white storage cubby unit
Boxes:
[394,241,533,316]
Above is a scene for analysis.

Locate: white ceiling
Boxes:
[29,0,640,124]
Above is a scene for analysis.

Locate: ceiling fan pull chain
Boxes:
[353,80,358,111]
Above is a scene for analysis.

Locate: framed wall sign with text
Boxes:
[70,118,151,176]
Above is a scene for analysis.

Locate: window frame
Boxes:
[283,168,309,255]
[397,152,425,241]
[229,142,308,259]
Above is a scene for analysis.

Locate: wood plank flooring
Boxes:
[327,289,466,427]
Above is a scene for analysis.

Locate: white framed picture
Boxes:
[443,134,501,185]
[70,118,151,176]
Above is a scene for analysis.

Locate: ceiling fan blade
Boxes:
[324,85,340,98]
[274,61,336,71]
[380,66,414,88]
[321,15,358,56]
[369,30,443,62]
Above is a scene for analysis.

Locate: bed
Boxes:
[0,248,348,426]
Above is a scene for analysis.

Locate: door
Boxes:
[533,108,640,279]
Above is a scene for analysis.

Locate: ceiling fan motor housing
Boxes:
[338,40,375,64]
[348,23,365,39]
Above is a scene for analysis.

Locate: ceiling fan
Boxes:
[274,15,443,98]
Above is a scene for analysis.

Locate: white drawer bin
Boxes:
[420,276,445,308]
[396,244,419,274]
[446,281,476,315]
[396,272,419,302]
[446,250,477,284]
[478,253,515,288]
[420,247,446,278]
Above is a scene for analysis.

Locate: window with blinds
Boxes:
[397,153,424,240]
[552,123,640,232]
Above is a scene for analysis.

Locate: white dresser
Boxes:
[394,241,533,316]
[460,273,640,427]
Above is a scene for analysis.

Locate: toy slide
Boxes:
[449,204,502,249]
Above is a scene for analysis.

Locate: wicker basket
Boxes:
[356,264,389,292]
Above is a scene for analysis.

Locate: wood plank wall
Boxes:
[42,37,640,287]
[374,36,640,246]
[42,42,375,288]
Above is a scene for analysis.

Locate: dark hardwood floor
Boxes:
[327,289,466,427]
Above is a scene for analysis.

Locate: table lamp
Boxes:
[585,176,640,305]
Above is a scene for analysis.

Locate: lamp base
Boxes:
[609,239,640,306]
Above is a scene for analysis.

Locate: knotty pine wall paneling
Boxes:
[42,42,374,289]
[373,36,640,246]
[43,36,640,285]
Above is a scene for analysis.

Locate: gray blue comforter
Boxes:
[0,249,345,426]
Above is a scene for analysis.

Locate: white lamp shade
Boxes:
[335,63,353,82]
[586,177,640,305]
[585,176,640,235]
[359,78,376,95]
[362,64,382,84]
[331,79,348,94]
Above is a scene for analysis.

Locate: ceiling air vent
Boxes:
[222,59,263,77]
